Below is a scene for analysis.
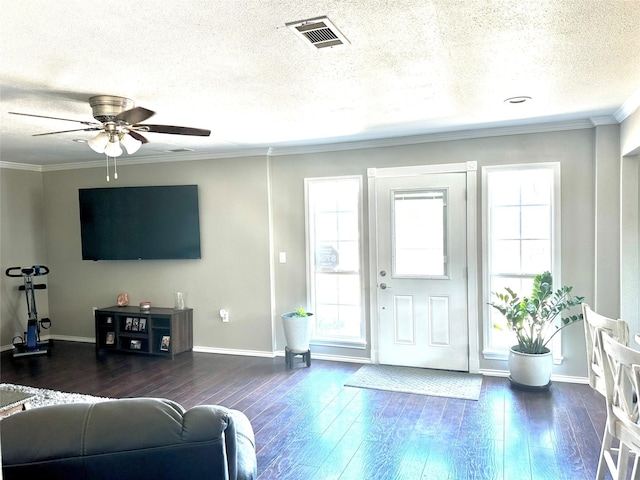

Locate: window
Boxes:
[483,163,560,357]
[393,189,447,277]
[305,176,364,347]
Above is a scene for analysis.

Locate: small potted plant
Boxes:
[281,307,313,353]
[489,271,584,390]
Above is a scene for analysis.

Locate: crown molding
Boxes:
[267,118,596,157]
[614,88,640,122]
[0,161,43,172]
[589,115,618,126]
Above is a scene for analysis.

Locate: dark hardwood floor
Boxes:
[1,341,607,479]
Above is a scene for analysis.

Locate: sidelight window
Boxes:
[483,163,560,357]
[305,176,365,346]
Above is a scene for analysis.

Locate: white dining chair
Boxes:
[583,303,630,397]
[597,329,640,480]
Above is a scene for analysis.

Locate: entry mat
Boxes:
[344,364,483,401]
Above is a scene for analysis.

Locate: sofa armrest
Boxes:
[183,405,257,480]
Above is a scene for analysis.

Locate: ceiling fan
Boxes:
[9,95,211,180]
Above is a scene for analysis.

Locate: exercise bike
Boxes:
[5,265,53,358]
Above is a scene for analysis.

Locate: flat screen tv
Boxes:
[79,185,201,260]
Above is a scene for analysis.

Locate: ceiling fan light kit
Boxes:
[9,94,211,181]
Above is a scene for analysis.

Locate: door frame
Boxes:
[367,162,480,373]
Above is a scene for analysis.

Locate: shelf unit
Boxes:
[95,306,193,359]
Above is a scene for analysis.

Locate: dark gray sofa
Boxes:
[1,397,257,480]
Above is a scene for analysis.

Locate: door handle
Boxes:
[379,283,391,290]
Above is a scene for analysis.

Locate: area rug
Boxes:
[0,383,112,414]
[344,365,483,401]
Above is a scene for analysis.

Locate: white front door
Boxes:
[374,171,468,371]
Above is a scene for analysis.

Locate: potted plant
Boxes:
[489,271,584,390]
[281,307,313,353]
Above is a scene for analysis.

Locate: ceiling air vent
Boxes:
[286,16,349,49]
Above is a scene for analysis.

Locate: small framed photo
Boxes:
[138,318,147,333]
[160,335,170,352]
[106,316,113,324]
[105,331,115,345]
[130,339,142,350]
[125,317,133,331]
[131,318,140,332]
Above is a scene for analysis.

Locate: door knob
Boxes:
[380,283,390,289]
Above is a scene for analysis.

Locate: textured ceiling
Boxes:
[1,0,639,166]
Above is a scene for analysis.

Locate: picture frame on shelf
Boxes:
[139,318,147,333]
[160,335,170,351]
[132,318,139,331]
[125,317,133,331]
[130,339,142,350]
[105,331,115,345]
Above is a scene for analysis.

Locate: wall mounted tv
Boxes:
[79,185,201,260]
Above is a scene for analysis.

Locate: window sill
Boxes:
[311,339,367,350]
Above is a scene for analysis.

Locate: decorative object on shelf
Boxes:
[130,340,141,350]
[139,301,151,311]
[281,307,313,354]
[105,332,115,345]
[489,271,584,390]
[174,292,186,310]
[139,318,146,333]
[117,292,129,306]
[160,335,171,351]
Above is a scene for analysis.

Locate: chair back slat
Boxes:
[582,303,629,395]
[600,331,640,442]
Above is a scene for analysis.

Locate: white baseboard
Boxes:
[480,368,589,384]
[192,346,276,358]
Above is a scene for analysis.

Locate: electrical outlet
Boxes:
[219,309,229,322]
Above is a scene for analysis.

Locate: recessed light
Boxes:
[504,96,532,104]
[72,139,87,143]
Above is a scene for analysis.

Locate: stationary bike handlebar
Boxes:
[5,265,50,277]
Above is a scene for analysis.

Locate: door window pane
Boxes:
[393,189,447,277]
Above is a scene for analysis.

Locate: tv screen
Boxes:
[79,185,201,260]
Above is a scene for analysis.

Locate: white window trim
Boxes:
[304,175,366,346]
[481,162,563,362]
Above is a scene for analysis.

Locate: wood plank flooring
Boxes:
[1,341,607,479]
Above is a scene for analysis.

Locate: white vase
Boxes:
[508,346,553,389]
[281,313,313,353]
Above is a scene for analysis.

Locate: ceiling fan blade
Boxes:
[32,127,103,136]
[116,107,155,125]
[9,111,99,126]
[127,130,149,144]
[138,124,211,136]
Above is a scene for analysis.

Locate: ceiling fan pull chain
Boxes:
[105,155,110,182]
[113,155,118,180]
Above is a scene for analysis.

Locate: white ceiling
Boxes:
[1,0,639,167]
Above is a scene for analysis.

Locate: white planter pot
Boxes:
[281,313,313,353]
[508,346,553,390]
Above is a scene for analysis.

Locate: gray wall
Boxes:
[40,157,273,352]
[271,128,596,377]
[0,168,49,343]
[1,121,633,380]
